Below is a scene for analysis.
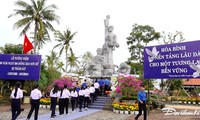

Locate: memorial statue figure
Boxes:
[103,25,119,65]
[87,48,104,77]
[85,15,120,77]
[118,62,131,74]
[104,15,110,37]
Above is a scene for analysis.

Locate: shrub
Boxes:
[115,75,142,97]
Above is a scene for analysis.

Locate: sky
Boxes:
[1,0,200,66]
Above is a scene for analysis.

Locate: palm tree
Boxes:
[66,48,79,72]
[9,0,59,54]
[79,51,93,75]
[46,50,65,72]
[54,27,77,71]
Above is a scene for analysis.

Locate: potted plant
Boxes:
[192,98,196,104]
[197,98,200,105]
[187,98,192,104]
[112,102,120,113]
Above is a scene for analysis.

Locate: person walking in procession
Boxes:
[84,86,90,110]
[10,82,23,120]
[78,86,85,112]
[58,87,65,116]
[70,87,78,113]
[75,82,80,109]
[89,84,95,103]
[63,84,71,115]
[94,79,100,100]
[135,84,147,120]
[50,84,59,118]
[26,84,42,120]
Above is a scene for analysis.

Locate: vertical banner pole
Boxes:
[147,79,150,115]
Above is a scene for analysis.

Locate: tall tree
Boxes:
[0,44,23,95]
[0,44,23,54]
[44,50,64,85]
[66,48,79,73]
[79,51,93,75]
[46,50,65,72]
[54,27,77,71]
[158,31,185,95]
[9,0,59,54]
[127,24,160,63]
[160,31,185,44]
[126,24,160,77]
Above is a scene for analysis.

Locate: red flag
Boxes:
[23,34,34,54]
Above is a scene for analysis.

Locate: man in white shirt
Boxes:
[26,84,42,120]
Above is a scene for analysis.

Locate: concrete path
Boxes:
[18,108,101,120]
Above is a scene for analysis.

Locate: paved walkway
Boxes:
[18,108,101,120]
[1,104,200,120]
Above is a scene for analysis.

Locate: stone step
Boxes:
[88,96,112,110]
[89,105,104,109]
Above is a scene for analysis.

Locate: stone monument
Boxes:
[86,15,119,77]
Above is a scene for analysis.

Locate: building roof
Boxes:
[183,79,200,86]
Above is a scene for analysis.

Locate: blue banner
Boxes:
[144,40,200,78]
[0,54,41,80]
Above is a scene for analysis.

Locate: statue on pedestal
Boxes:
[86,15,119,77]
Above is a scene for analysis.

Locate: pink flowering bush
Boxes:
[47,76,77,91]
[115,75,142,99]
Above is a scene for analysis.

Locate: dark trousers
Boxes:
[27,99,40,120]
[58,98,65,115]
[90,93,94,103]
[104,85,109,96]
[64,98,69,114]
[11,99,21,120]
[50,97,57,117]
[79,96,84,110]
[94,89,99,100]
[84,97,89,108]
[135,101,147,120]
[75,97,79,108]
[71,97,76,111]
[99,86,103,96]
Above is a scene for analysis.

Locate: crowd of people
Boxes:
[10,77,111,120]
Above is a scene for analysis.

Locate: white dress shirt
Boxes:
[10,88,23,99]
[78,90,85,96]
[84,89,90,97]
[30,88,42,100]
[94,82,100,89]
[64,89,71,98]
[50,89,59,97]
[89,87,95,93]
[70,91,78,97]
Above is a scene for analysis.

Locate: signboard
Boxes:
[0,54,41,80]
[144,40,200,79]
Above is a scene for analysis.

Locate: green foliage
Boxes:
[126,61,143,76]
[160,31,185,44]
[54,27,77,71]
[9,0,59,54]
[121,95,137,100]
[126,24,160,63]
[169,79,182,91]
[0,44,22,54]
